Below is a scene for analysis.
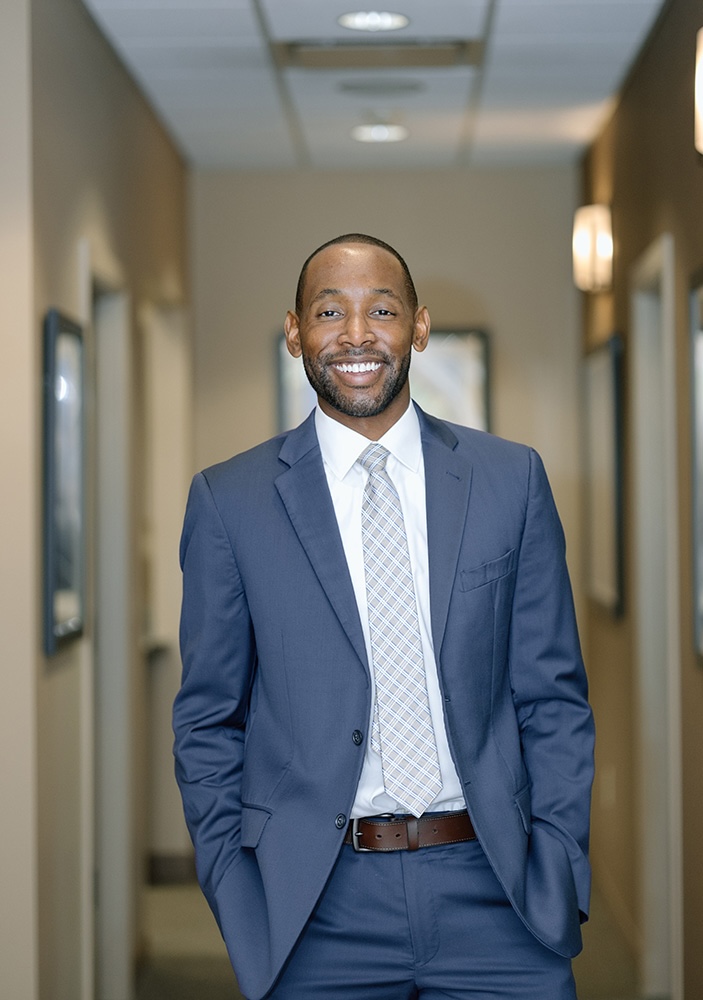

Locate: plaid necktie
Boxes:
[359,442,442,817]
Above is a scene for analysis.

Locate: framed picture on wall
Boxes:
[277,328,490,433]
[43,309,85,656]
[583,334,624,615]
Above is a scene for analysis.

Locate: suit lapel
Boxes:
[419,408,474,658]
[275,414,369,674]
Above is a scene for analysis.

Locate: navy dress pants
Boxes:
[263,838,577,999]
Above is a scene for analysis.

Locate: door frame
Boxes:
[629,232,683,999]
[78,241,135,1000]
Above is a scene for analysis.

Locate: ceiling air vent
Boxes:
[272,39,483,71]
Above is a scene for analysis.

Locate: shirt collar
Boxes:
[315,400,422,482]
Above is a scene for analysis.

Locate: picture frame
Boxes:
[43,309,85,655]
[690,278,703,656]
[277,328,490,432]
[583,334,624,615]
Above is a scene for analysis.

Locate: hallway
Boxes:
[136,880,640,1000]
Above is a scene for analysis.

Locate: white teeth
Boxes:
[335,361,381,373]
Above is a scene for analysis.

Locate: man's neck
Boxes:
[317,388,411,441]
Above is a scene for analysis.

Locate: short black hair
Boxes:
[295,233,418,315]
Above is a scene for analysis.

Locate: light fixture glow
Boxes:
[351,123,409,143]
[695,28,703,153]
[338,11,409,32]
[572,204,613,293]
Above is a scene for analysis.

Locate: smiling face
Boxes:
[284,242,430,439]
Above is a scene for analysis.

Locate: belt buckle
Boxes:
[351,817,373,852]
[351,813,395,852]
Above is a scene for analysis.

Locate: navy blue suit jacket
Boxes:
[173,406,594,1000]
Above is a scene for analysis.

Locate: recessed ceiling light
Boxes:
[351,123,409,143]
[338,11,410,32]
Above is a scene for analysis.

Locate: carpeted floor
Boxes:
[136,882,244,999]
[136,881,641,1000]
[573,887,639,1000]
[136,955,242,1000]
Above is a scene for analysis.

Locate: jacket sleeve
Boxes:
[509,448,595,920]
[172,471,256,914]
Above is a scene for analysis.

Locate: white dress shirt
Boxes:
[315,402,466,817]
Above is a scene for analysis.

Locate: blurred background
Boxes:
[2,0,703,997]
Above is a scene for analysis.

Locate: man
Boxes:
[173,234,594,1000]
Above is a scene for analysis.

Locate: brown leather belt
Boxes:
[344,810,476,852]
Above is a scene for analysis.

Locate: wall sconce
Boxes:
[572,204,613,292]
[695,28,703,153]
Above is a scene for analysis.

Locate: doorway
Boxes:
[630,233,683,999]
[139,302,193,880]
[92,281,136,1000]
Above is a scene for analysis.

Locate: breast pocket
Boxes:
[458,548,516,592]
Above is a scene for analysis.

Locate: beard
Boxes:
[302,348,412,419]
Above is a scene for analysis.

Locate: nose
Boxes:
[340,309,374,347]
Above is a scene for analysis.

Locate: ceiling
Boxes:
[80,0,668,170]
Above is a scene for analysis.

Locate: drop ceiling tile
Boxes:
[85,3,261,45]
[175,122,299,169]
[119,62,289,165]
[304,140,459,170]
[300,104,466,169]
[85,0,251,7]
[154,103,297,168]
[472,99,613,163]
[260,0,489,41]
[142,76,282,114]
[113,54,281,113]
[493,0,663,40]
[480,82,620,111]
[285,66,474,114]
[287,65,474,168]
[485,40,634,68]
[123,45,268,77]
[480,47,626,109]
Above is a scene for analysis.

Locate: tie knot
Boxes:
[358,442,390,475]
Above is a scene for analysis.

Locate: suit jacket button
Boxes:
[352,730,363,746]
[335,813,347,829]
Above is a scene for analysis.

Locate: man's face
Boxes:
[284,243,430,438]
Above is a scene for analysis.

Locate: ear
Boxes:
[283,310,302,358]
[411,306,431,353]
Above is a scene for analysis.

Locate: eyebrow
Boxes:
[311,288,342,303]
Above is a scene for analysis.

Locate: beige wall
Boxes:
[0,1,39,996]
[191,167,584,612]
[27,0,189,997]
[583,0,703,993]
